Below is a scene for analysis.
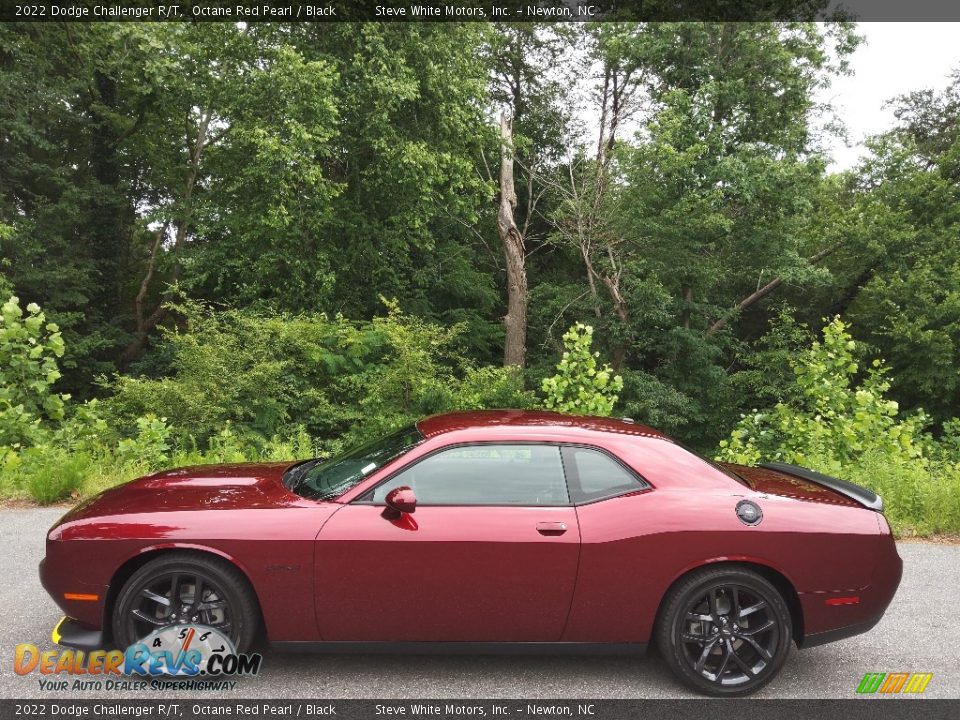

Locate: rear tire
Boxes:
[112,552,259,653]
[655,566,792,696]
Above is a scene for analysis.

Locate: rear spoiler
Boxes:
[759,462,883,512]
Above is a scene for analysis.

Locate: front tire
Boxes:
[112,552,259,653]
[655,566,792,696]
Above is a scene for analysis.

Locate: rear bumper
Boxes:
[52,616,106,651]
[801,615,883,648]
[799,543,902,649]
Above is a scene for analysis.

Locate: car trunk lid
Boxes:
[720,461,882,511]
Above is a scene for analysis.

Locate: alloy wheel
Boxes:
[113,552,261,652]
[677,582,781,688]
[123,570,235,643]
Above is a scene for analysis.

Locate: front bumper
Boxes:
[51,616,105,651]
[39,555,108,629]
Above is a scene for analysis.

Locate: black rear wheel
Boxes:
[656,567,792,696]
[112,553,259,653]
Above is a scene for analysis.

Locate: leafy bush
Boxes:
[0,296,69,450]
[335,298,535,445]
[714,316,960,535]
[103,297,357,444]
[542,323,623,416]
[260,426,322,462]
[617,369,700,437]
[0,295,540,505]
[105,297,535,450]
[115,415,173,469]
[717,317,928,472]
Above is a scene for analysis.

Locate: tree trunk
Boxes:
[682,286,693,330]
[119,109,214,366]
[498,111,527,369]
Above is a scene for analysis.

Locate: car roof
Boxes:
[415,409,673,442]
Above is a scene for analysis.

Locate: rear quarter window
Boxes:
[562,446,648,504]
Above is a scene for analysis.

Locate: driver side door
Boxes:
[313,443,580,642]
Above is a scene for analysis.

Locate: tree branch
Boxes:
[705,243,842,337]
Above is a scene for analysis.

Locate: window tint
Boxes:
[365,444,569,506]
[565,447,645,503]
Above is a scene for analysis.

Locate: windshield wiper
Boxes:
[312,473,364,501]
[284,459,321,492]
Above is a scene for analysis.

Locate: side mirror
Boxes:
[383,486,417,519]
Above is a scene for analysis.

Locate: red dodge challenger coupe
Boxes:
[40,410,902,695]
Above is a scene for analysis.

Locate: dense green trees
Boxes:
[2,20,959,510]
[1,23,500,386]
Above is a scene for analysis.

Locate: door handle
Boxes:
[536,521,568,535]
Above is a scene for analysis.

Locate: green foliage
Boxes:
[727,309,815,410]
[342,298,468,441]
[104,297,353,444]
[0,298,536,505]
[115,415,172,469]
[717,317,929,470]
[616,370,700,437]
[0,296,69,450]
[105,298,534,450]
[542,323,623,416]
[835,77,960,427]
[296,297,536,446]
[715,316,960,535]
[22,448,91,506]
[841,453,960,536]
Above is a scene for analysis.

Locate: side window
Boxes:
[364,444,569,506]
[564,447,646,504]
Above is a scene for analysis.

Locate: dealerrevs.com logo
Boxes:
[15,624,262,692]
[856,672,934,695]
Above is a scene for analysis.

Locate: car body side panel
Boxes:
[563,488,886,643]
[797,514,902,643]
[314,504,580,642]
[42,505,340,642]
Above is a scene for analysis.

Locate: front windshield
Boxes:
[290,425,424,501]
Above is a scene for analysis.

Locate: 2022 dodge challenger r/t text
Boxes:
[40,410,902,695]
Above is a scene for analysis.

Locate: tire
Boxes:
[112,552,259,653]
[655,566,792,696]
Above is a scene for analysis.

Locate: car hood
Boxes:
[56,462,312,524]
[720,462,866,508]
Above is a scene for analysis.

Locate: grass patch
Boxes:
[843,453,960,536]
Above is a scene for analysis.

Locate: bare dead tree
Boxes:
[497,111,528,369]
[541,49,645,370]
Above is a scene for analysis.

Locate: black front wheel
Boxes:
[112,552,259,652]
[656,567,792,696]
